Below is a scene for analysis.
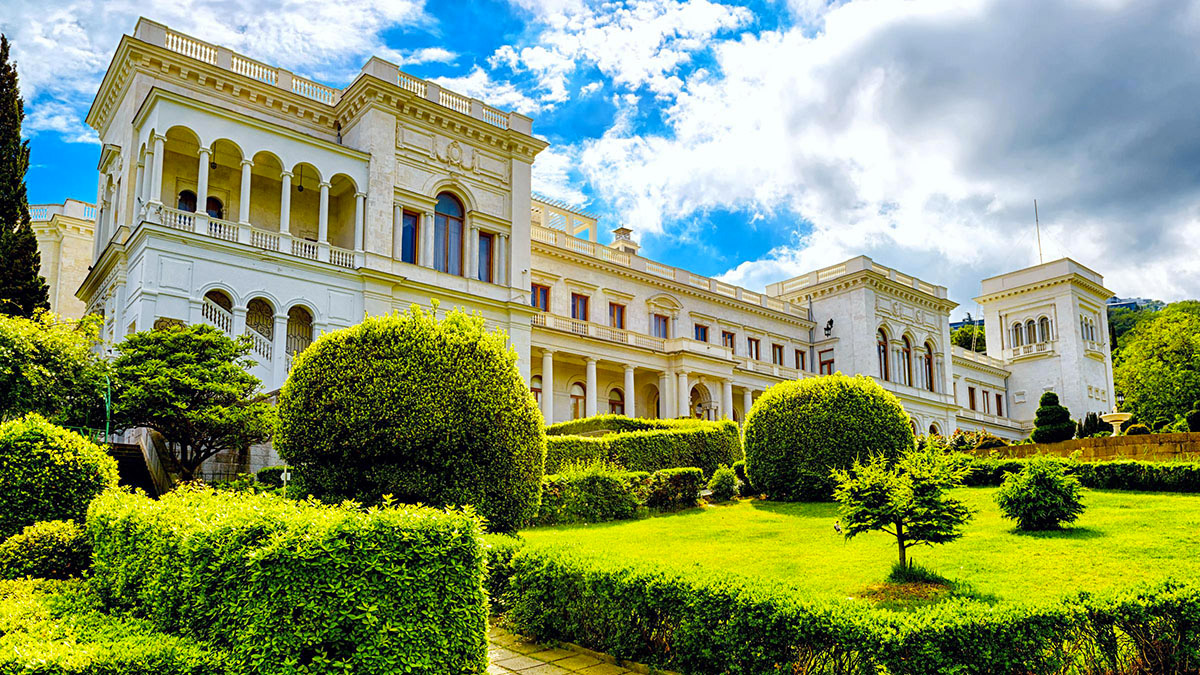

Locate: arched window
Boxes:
[177,189,197,213]
[928,423,941,436]
[1038,317,1051,343]
[877,329,890,381]
[1025,320,1037,346]
[609,388,625,415]
[246,298,274,340]
[570,383,586,420]
[285,306,313,356]
[901,337,913,386]
[530,375,542,404]
[206,196,224,220]
[909,419,918,435]
[924,341,936,392]
[433,192,464,276]
[1012,323,1024,347]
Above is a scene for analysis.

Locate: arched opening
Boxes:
[690,384,714,420]
[644,383,660,419]
[289,162,322,243]
[246,298,274,340]
[929,423,941,436]
[1025,320,1036,346]
[161,126,201,215]
[924,341,936,392]
[530,375,543,404]
[177,189,197,213]
[877,328,890,381]
[434,192,465,275]
[910,419,918,435]
[608,388,625,415]
[1039,316,1051,343]
[328,174,358,250]
[902,336,913,386]
[1012,323,1024,347]
[570,382,586,420]
[249,151,284,234]
[205,138,243,223]
[201,289,234,335]
[205,196,224,220]
[286,306,313,359]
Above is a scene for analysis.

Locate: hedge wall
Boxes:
[87,487,488,675]
[544,417,741,476]
[494,545,1200,675]
[957,454,1200,492]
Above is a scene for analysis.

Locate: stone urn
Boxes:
[1101,405,1132,437]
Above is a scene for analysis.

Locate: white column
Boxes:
[722,380,734,420]
[149,135,165,204]
[677,371,690,418]
[317,181,330,243]
[743,389,754,422]
[585,358,598,418]
[133,162,145,210]
[624,366,636,418]
[141,153,154,209]
[196,147,211,217]
[658,371,672,420]
[238,159,253,224]
[420,211,434,267]
[232,307,248,337]
[469,225,480,280]
[353,192,366,252]
[271,313,289,389]
[279,171,292,235]
[541,350,555,425]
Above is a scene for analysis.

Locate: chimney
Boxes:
[610,226,640,255]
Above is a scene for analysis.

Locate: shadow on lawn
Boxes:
[1009,526,1104,540]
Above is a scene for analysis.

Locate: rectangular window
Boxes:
[609,303,626,329]
[652,314,670,339]
[400,211,419,264]
[571,294,589,322]
[968,386,977,411]
[996,394,1004,417]
[747,338,761,360]
[694,324,709,342]
[530,284,550,312]
[819,349,835,375]
[982,390,991,414]
[722,331,736,353]
[772,343,784,365]
[795,349,807,371]
[477,232,494,282]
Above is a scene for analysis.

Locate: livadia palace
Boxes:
[40,19,1116,472]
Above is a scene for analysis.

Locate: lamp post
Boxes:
[104,373,111,441]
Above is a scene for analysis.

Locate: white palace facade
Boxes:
[68,19,1116,472]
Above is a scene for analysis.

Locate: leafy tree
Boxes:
[831,446,972,568]
[1113,310,1200,428]
[1032,392,1074,444]
[0,312,108,427]
[950,323,986,353]
[0,35,48,318]
[995,457,1085,530]
[112,323,275,481]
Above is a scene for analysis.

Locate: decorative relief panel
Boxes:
[397,123,510,185]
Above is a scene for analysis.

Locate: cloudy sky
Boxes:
[6,0,1200,315]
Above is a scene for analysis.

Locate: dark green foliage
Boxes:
[1114,308,1200,427]
[113,323,275,481]
[954,454,1200,493]
[0,520,90,580]
[0,36,49,319]
[1125,423,1151,436]
[276,306,544,533]
[0,313,109,427]
[832,446,972,567]
[643,467,703,510]
[1187,401,1200,432]
[0,414,118,539]
[1032,392,1075,444]
[995,457,1086,530]
[0,578,230,674]
[973,433,1008,451]
[887,561,948,585]
[744,374,915,501]
[950,323,986,353]
[536,462,646,525]
[544,416,741,477]
[254,465,288,488]
[86,487,487,675]
[706,465,738,502]
[482,534,525,614]
[732,460,754,495]
[1076,411,1113,439]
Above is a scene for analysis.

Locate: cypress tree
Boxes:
[0,35,49,318]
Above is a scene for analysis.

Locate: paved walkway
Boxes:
[488,626,652,675]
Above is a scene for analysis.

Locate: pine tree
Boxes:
[0,35,49,318]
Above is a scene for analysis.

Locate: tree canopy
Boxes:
[950,323,986,353]
[1114,308,1200,427]
[0,312,108,427]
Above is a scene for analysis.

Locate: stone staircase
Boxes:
[106,442,161,497]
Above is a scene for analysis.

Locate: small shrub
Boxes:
[0,520,90,580]
[973,433,1008,451]
[1032,392,1074,444]
[1125,423,1151,436]
[0,414,118,539]
[255,465,289,488]
[644,467,703,510]
[995,457,1086,530]
[887,561,948,585]
[732,460,754,494]
[544,417,741,476]
[536,462,645,526]
[707,465,738,502]
[744,374,914,501]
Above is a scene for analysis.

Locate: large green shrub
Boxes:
[744,374,914,501]
[536,462,647,526]
[1125,423,1151,436]
[0,520,90,580]
[644,467,704,510]
[0,313,109,428]
[707,465,738,502]
[87,487,488,675]
[276,306,544,533]
[1032,392,1075,444]
[544,416,741,476]
[956,454,1200,493]
[995,457,1086,530]
[0,414,118,539]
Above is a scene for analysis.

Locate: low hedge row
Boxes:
[494,545,1200,675]
[536,466,703,526]
[0,578,230,674]
[957,454,1200,492]
[87,487,488,675]
[0,520,90,581]
[544,417,741,476]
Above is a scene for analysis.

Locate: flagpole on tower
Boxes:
[1034,199,1044,264]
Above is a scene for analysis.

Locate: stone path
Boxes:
[488,626,657,675]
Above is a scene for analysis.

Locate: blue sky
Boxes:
[7,0,1200,313]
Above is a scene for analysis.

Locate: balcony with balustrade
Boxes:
[1009,340,1056,361]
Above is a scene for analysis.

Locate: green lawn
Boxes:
[520,487,1200,605]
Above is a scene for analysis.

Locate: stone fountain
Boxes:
[1100,405,1132,436]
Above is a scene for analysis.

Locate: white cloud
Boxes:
[531,146,589,206]
[579,81,601,96]
[431,67,545,115]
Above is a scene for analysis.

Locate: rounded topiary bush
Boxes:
[744,374,915,501]
[1125,423,1151,436]
[1032,392,1074,444]
[0,519,91,580]
[995,457,1085,530]
[275,305,545,533]
[707,465,738,502]
[0,414,118,539]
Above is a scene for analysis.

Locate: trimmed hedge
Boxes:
[0,578,229,674]
[957,454,1200,492]
[644,468,704,510]
[255,465,288,488]
[0,414,118,539]
[495,546,1200,675]
[544,417,741,476]
[276,306,544,533]
[87,487,488,675]
[537,463,648,525]
[0,520,90,580]
[744,374,914,501]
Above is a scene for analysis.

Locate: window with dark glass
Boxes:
[968,386,977,411]
[570,383,586,419]
[747,338,761,360]
[795,349,806,371]
[177,190,197,213]
[722,331,736,353]
[877,329,890,380]
[433,192,463,275]
[901,337,913,386]
[608,388,625,415]
[771,343,784,365]
[996,393,1004,417]
[694,324,709,342]
[400,211,419,264]
[924,342,935,391]
[819,349,834,375]
[609,303,625,329]
[982,390,991,414]
[531,284,550,312]
[571,294,589,322]
[652,314,670,338]
[478,232,494,282]
[530,375,542,404]
[205,196,224,219]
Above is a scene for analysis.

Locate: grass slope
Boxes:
[520,487,1200,605]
